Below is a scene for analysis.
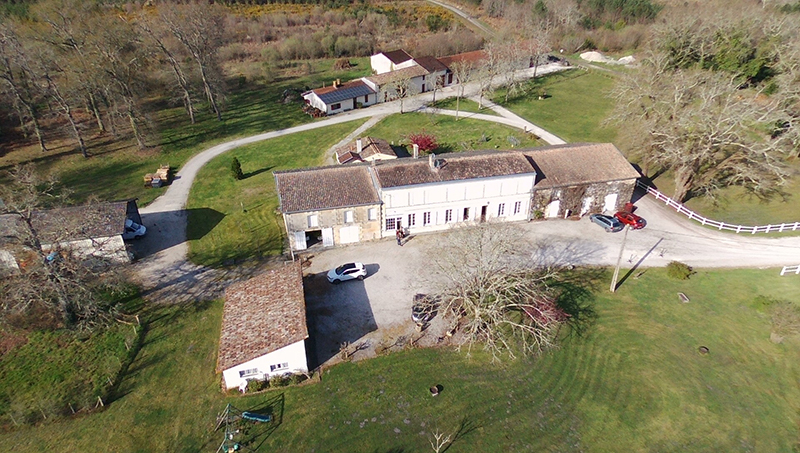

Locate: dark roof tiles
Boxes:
[373,151,536,188]
[275,165,380,213]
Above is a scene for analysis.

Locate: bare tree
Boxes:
[32,0,107,133]
[0,21,48,152]
[429,223,568,361]
[0,165,126,331]
[92,18,152,150]
[159,2,227,121]
[384,73,419,114]
[476,43,502,109]
[450,59,477,121]
[612,54,797,202]
[135,15,197,124]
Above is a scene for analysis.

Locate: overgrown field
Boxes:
[3,268,799,451]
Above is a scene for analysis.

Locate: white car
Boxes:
[123,219,147,240]
[327,262,367,283]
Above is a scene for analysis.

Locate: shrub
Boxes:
[268,375,288,388]
[409,131,438,153]
[231,157,244,180]
[666,261,692,280]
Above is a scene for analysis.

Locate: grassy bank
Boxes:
[4,268,799,451]
[186,120,367,266]
[429,97,498,116]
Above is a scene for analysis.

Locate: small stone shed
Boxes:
[522,143,641,218]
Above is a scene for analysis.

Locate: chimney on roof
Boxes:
[334,78,341,88]
[412,143,419,159]
[428,153,436,171]
[356,138,363,154]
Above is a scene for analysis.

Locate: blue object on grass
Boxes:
[241,412,272,423]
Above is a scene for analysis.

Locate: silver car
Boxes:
[589,213,624,232]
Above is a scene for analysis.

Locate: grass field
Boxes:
[4,268,799,452]
[429,97,498,116]
[649,168,800,227]
[0,58,372,207]
[186,120,367,267]
[495,70,619,144]
[362,112,543,153]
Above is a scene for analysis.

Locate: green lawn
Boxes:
[6,57,372,207]
[429,97,498,116]
[495,70,619,144]
[363,112,543,154]
[4,268,799,451]
[650,168,800,227]
[186,120,367,266]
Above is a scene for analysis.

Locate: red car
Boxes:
[614,211,646,229]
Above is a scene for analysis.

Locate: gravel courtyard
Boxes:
[300,195,800,368]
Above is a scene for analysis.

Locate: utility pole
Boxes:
[610,225,630,292]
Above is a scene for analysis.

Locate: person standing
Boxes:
[396,229,403,246]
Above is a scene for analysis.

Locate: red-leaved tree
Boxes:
[409,131,438,153]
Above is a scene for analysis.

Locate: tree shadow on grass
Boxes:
[243,165,274,179]
[552,267,602,340]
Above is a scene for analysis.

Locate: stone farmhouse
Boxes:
[274,143,640,253]
[302,48,488,115]
[216,261,309,391]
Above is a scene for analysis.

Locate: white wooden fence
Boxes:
[781,265,800,276]
[636,181,800,234]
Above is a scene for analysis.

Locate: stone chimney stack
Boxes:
[428,153,436,170]
[412,143,419,158]
[357,138,363,154]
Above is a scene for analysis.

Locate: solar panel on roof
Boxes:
[318,85,375,104]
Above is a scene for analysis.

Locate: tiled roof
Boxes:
[336,150,362,165]
[336,137,397,164]
[311,80,375,105]
[414,56,448,73]
[382,49,413,64]
[366,65,429,86]
[373,151,536,188]
[217,262,308,372]
[438,50,488,69]
[29,201,129,243]
[520,143,640,188]
[275,165,381,213]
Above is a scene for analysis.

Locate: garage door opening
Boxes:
[305,230,322,248]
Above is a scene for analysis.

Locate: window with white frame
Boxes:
[307,214,319,228]
[423,212,431,225]
[408,213,416,227]
[445,209,453,223]
[514,201,522,214]
[497,203,506,216]
[269,363,289,372]
[386,217,397,230]
[239,368,259,378]
[344,210,354,223]
[368,208,377,220]
[330,103,342,110]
